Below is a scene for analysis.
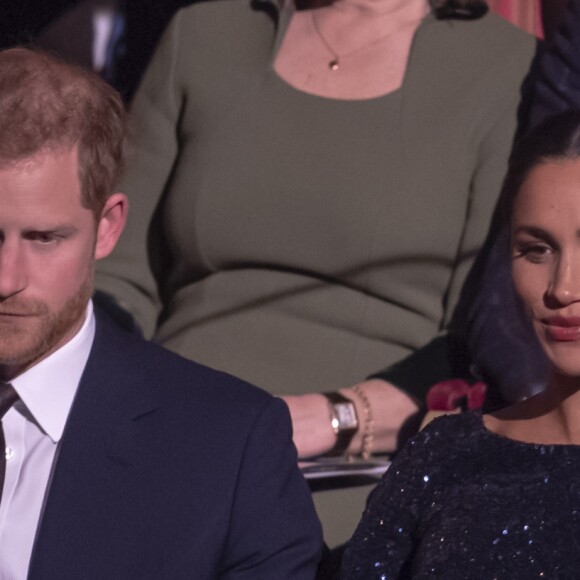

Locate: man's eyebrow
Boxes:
[22,224,80,235]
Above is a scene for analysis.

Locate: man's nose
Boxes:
[0,241,28,299]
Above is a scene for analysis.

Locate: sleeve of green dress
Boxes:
[95,12,185,338]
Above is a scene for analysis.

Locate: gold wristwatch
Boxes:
[322,391,359,456]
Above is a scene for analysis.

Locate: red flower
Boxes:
[426,379,487,411]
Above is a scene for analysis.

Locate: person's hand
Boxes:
[282,379,420,459]
[282,393,336,459]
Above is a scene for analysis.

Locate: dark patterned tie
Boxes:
[0,383,18,504]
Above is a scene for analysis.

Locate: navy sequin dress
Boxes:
[340,412,580,579]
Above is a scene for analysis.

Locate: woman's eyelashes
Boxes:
[513,240,555,264]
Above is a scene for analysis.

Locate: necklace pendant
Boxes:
[329,59,339,71]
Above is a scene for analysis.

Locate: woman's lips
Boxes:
[543,316,580,341]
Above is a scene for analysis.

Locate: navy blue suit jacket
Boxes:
[26,312,322,579]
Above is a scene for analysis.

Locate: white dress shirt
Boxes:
[0,302,95,580]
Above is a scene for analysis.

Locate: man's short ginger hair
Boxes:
[0,47,127,216]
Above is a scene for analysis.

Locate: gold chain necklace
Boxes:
[311,11,395,72]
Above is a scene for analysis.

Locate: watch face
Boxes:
[335,403,358,430]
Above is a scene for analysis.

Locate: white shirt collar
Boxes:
[10,301,96,443]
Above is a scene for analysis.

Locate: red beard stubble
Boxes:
[0,272,93,371]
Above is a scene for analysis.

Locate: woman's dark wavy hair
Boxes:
[295,0,488,18]
[502,110,580,221]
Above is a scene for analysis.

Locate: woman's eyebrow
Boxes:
[512,225,558,245]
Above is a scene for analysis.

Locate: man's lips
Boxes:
[0,311,39,318]
[543,316,580,341]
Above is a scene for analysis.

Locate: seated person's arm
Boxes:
[95,12,186,337]
[220,397,323,579]
[285,80,525,458]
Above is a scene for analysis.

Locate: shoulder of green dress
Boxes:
[477,10,538,61]
[163,0,277,73]
[423,9,537,69]
[172,0,276,39]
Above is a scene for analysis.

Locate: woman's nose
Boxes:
[546,253,580,307]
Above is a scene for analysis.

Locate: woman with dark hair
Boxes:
[341,110,580,578]
[95,0,535,545]
[463,0,580,408]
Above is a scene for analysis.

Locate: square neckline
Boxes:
[268,1,435,104]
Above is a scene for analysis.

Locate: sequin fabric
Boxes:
[340,411,580,579]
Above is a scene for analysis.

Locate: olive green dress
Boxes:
[96,0,536,546]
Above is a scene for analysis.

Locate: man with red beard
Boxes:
[0,48,322,579]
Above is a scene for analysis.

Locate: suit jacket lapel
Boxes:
[27,313,165,578]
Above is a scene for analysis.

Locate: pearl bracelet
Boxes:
[352,384,374,460]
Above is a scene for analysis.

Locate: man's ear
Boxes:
[95,193,128,260]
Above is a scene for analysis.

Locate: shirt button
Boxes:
[5,447,14,461]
